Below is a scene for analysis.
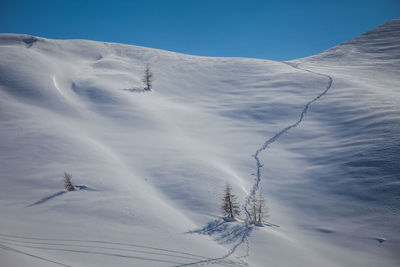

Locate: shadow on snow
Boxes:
[27,185,96,207]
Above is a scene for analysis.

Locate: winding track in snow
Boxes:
[243,62,333,219]
[183,63,333,267]
[2,64,332,267]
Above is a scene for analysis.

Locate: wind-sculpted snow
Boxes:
[243,62,333,219]
[186,63,333,266]
[0,19,399,267]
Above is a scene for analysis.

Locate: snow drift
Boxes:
[0,19,399,266]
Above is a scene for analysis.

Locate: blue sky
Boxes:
[1,0,399,60]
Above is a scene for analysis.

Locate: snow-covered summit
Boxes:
[303,18,400,64]
[346,18,400,55]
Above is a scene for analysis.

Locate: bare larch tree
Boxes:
[249,193,258,222]
[256,189,266,222]
[249,188,266,223]
[142,64,154,90]
[63,172,76,191]
[221,183,240,219]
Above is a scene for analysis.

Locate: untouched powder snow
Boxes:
[0,19,399,266]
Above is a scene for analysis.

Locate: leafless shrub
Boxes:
[63,172,75,191]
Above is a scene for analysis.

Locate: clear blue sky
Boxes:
[1,0,399,60]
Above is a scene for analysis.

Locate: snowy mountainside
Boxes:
[0,19,399,267]
[292,18,400,240]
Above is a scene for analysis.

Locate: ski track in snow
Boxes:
[0,233,240,267]
[185,63,333,266]
[0,243,71,267]
[2,63,333,267]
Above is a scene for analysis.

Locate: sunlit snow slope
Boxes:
[0,19,399,267]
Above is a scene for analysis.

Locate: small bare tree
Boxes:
[142,64,154,90]
[249,188,267,223]
[63,172,75,191]
[249,193,257,222]
[256,189,266,223]
[221,183,240,219]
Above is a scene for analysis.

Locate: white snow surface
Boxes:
[0,19,399,266]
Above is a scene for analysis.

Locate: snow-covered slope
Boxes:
[0,19,399,267]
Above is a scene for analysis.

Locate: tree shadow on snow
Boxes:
[27,185,96,207]
[122,88,150,93]
[188,218,251,245]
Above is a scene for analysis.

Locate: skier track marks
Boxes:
[0,243,71,267]
[182,62,333,267]
[0,233,238,267]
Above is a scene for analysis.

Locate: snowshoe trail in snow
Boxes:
[243,62,333,218]
[186,63,333,266]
